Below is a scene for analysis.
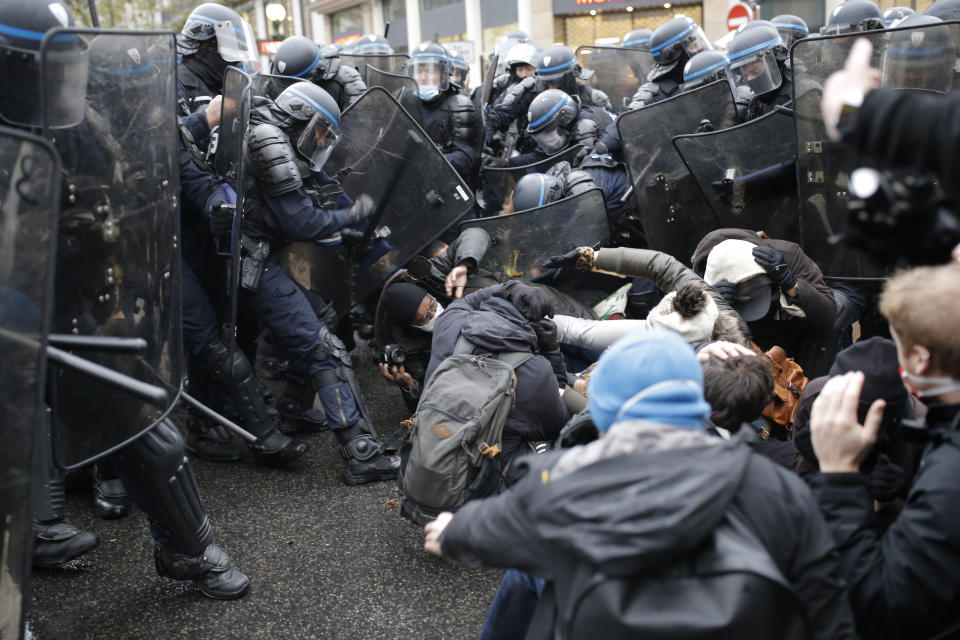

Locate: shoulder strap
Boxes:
[453,334,533,370]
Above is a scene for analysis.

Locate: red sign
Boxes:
[259,40,282,55]
[726,3,754,31]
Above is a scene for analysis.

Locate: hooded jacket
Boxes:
[439,420,857,640]
[426,286,569,460]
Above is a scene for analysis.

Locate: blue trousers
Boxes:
[477,569,545,640]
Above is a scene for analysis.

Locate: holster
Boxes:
[239,234,270,292]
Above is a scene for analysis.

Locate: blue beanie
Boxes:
[587,330,711,432]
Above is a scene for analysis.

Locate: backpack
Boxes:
[398,335,532,525]
[752,342,808,440]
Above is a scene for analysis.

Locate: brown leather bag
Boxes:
[755,344,808,440]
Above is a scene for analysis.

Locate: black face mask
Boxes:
[185,43,231,94]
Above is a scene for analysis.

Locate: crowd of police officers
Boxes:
[2,0,960,635]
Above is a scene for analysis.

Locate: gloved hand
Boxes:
[349,193,377,224]
[533,318,567,388]
[497,280,555,322]
[542,247,596,272]
[752,245,798,292]
[712,279,737,306]
[482,154,509,169]
[204,182,237,236]
[591,140,609,157]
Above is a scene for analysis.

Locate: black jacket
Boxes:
[426,286,569,459]
[807,403,960,639]
[440,425,856,639]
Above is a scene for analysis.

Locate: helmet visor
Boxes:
[214,19,259,71]
[296,110,341,172]
[681,27,713,56]
[531,125,567,154]
[408,57,448,92]
[728,48,782,96]
[881,45,954,92]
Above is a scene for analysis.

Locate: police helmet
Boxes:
[512,173,564,211]
[505,42,542,72]
[275,82,342,171]
[352,33,393,55]
[273,36,323,78]
[882,14,955,92]
[537,44,591,94]
[824,0,884,35]
[179,3,258,71]
[926,0,960,20]
[883,6,916,27]
[648,16,712,80]
[0,0,88,128]
[683,50,730,90]
[622,28,653,51]
[770,14,809,49]
[445,47,469,87]
[726,22,785,97]
[526,89,579,154]
[408,41,451,100]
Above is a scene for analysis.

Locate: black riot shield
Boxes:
[0,127,59,640]
[461,188,610,280]
[484,144,587,212]
[41,30,183,469]
[213,67,251,347]
[674,107,798,243]
[251,72,298,101]
[480,52,499,113]
[366,65,417,98]
[576,45,654,114]
[791,21,960,278]
[341,53,409,83]
[278,87,474,312]
[618,79,737,262]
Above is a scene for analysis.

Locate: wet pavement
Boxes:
[27,345,503,639]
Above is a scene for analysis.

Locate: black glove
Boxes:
[349,194,377,224]
[482,154,509,169]
[208,202,235,236]
[533,319,567,388]
[868,454,906,503]
[712,279,737,306]
[752,245,798,292]
[541,247,595,271]
[497,280,555,321]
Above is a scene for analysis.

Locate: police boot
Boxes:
[334,421,400,486]
[154,543,250,600]
[202,339,308,466]
[277,380,329,435]
[32,521,99,568]
[184,408,246,463]
[93,461,130,519]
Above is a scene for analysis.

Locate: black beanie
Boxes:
[382,283,428,325]
[829,337,908,408]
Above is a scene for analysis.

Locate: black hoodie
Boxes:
[439,422,857,639]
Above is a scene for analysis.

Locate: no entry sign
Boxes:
[727,3,754,31]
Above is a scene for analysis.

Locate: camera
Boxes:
[377,343,407,367]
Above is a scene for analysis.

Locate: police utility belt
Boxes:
[240,234,270,293]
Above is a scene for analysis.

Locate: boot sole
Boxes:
[196,579,251,601]
[33,536,100,568]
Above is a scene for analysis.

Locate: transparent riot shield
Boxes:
[674,106,799,243]
[341,53,409,83]
[278,87,474,311]
[366,65,417,98]
[460,188,610,280]
[480,52,499,113]
[41,30,183,469]
[617,79,737,262]
[212,66,251,347]
[791,20,960,278]
[0,127,59,640]
[251,72,298,101]
[484,144,587,212]
[576,45,654,114]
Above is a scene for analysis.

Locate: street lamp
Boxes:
[265,2,286,39]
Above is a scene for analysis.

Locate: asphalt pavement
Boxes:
[27,343,504,640]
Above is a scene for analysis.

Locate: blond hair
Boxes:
[880,262,960,376]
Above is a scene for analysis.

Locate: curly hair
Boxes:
[702,355,774,431]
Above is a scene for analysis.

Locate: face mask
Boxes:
[417,85,440,101]
[900,370,960,398]
[534,129,566,154]
[412,302,444,333]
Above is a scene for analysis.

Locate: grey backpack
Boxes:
[399,335,532,525]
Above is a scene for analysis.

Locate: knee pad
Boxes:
[201,339,253,386]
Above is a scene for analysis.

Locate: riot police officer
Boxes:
[881,14,955,92]
[883,6,916,27]
[727,21,792,120]
[621,28,653,50]
[0,0,250,599]
[823,0,885,35]
[511,164,597,211]
[272,36,367,111]
[681,49,731,91]
[239,81,400,484]
[400,41,480,184]
[347,33,393,55]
